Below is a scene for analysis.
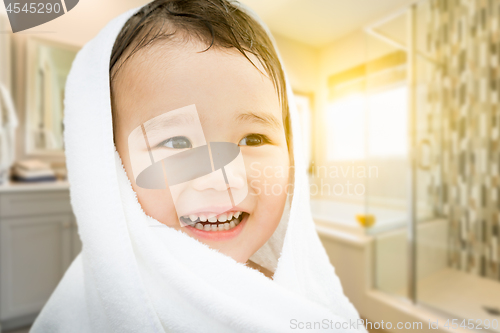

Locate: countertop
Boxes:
[0,180,70,193]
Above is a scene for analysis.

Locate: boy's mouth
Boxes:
[179,211,246,231]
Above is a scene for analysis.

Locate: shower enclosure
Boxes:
[365,0,500,331]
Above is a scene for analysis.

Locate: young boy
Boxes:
[31,1,366,331]
[110,0,292,275]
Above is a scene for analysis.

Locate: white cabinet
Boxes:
[0,184,80,329]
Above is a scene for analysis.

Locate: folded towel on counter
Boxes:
[12,166,56,181]
[31,2,367,332]
[11,175,57,182]
[11,159,56,182]
[14,159,51,171]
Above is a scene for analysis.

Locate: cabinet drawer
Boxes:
[0,214,74,320]
[0,191,71,217]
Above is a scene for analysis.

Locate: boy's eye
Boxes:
[239,134,267,146]
[158,136,192,149]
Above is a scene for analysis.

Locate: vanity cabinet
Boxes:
[0,182,80,329]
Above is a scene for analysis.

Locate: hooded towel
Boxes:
[31,2,366,332]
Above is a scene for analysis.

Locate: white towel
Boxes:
[31,3,367,332]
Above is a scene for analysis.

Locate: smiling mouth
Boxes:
[179,211,246,231]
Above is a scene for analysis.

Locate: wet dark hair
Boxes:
[109,0,292,159]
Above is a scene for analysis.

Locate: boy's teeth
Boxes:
[189,212,245,232]
[183,212,242,231]
[184,211,243,223]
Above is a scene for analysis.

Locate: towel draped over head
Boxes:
[31,2,366,332]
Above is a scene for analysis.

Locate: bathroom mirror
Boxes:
[25,37,79,156]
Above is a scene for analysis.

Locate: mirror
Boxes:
[25,37,79,155]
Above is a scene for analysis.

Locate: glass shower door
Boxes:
[368,1,500,330]
[365,7,411,299]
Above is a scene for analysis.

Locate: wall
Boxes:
[272,33,319,94]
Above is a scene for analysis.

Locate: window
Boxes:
[367,86,407,157]
[294,93,313,168]
[326,93,365,160]
[327,86,408,160]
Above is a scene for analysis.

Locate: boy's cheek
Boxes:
[248,176,290,199]
[134,187,179,227]
[246,157,290,198]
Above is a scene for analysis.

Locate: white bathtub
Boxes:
[310,199,408,235]
[312,200,478,333]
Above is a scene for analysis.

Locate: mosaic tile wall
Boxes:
[427,0,500,280]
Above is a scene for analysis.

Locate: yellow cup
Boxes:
[355,214,376,228]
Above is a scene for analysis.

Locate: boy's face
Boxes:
[112,40,290,264]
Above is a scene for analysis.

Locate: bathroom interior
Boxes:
[0,0,499,332]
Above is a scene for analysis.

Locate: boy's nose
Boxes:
[191,142,247,192]
[190,165,246,192]
[223,165,246,189]
[191,170,229,192]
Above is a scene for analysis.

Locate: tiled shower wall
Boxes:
[427,0,500,280]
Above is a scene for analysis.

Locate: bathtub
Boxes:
[311,199,478,333]
[310,199,408,235]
